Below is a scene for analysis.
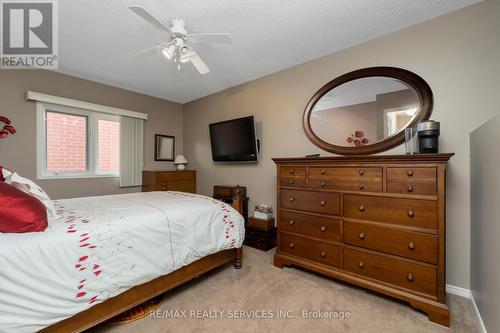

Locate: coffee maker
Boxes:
[417,120,440,153]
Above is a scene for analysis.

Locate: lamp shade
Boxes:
[174,155,188,164]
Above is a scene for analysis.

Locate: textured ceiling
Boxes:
[57,0,480,103]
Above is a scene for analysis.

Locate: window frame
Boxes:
[36,102,120,180]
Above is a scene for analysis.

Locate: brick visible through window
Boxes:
[98,120,120,173]
[46,111,87,172]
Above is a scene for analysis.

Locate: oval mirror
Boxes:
[304,67,433,155]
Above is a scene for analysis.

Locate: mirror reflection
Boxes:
[310,77,420,147]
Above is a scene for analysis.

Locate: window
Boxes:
[37,103,120,179]
[97,119,120,174]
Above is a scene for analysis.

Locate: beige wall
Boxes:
[311,102,378,145]
[376,89,418,139]
[0,70,183,199]
[470,116,500,332]
[183,0,500,289]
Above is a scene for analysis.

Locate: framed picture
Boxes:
[155,134,175,161]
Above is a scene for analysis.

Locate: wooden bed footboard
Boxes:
[42,190,245,333]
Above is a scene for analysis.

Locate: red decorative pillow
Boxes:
[0,182,48,233]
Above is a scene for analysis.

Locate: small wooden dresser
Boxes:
[273,154,453,326]
[142,170,196,193]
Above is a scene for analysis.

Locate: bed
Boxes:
[0,190,245,333]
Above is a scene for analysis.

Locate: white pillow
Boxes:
[7,172,57,218]
[1,167,12,180]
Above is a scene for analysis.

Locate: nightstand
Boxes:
[244,217,276,251]
[142,170,196,193]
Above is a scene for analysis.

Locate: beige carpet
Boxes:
[91,246,479,333]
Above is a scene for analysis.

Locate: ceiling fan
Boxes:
[129,6,232,75]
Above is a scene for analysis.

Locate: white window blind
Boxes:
[120,116,144,187]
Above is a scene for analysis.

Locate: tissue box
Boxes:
[254,204,273,220]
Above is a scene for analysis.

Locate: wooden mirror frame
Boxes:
[303,67,433,155]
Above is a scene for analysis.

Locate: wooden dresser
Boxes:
[273,154,453,326]
[142,170,196,193]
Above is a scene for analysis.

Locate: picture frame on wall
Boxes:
[155,134,175,161]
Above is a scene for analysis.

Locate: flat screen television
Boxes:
[209,116,259,162]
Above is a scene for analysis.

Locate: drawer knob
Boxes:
[320,181,327,187]
[161,183,167,190]
[289,220,295,225]
[408,241,416,250]
[321,169,327,175]
[359,261,365,268]
[320,200,326,206]
[359,169,364,176]
[288,179,295,185]
[320,225,327,232]
[320,251,327,258]
[359,205,365,212]
[407,209,414,218]
[289,169,295,174]
[289,243,295,249]
[407,170,414,177]
[359,183,365,190]
[359,232,365,240]
[407,185,413,192]
[289,197,296,203]
[407,273,414,282]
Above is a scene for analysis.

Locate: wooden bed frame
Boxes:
[41,189,245,333]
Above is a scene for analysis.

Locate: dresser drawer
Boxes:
[281,189,341,215]
[280,166,306,187]
[280,232,341,268]
[343,248,437,296]
[343,194,437,229]
[157,171,195,183]
[387,167,437,196]
[159,181,195,193]
[309,167,382,192]
[279,211,341,242]
[344,221,438,264]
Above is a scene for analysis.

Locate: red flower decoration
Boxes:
[0,116,11,125]
[347,130,369,147]
[0,116,16,139]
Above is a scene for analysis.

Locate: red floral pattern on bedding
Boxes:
[166,192,238,247]
[56,205,102,304]
[60,192,238,306]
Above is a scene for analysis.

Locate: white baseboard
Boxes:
[446,284,471,298]
[446,284,487,333]
[470,294,487,333]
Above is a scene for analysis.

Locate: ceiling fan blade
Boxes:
[129,6,171,33]
[188,50,210,75]
[189,33,232,44]
[131,45,161,58]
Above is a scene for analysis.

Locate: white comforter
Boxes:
[0,191,245,333]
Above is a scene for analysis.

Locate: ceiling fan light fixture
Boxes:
[180,53,191,64]
[162,45,174,60]
[129,7,232,75]
[179,45,189,55]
